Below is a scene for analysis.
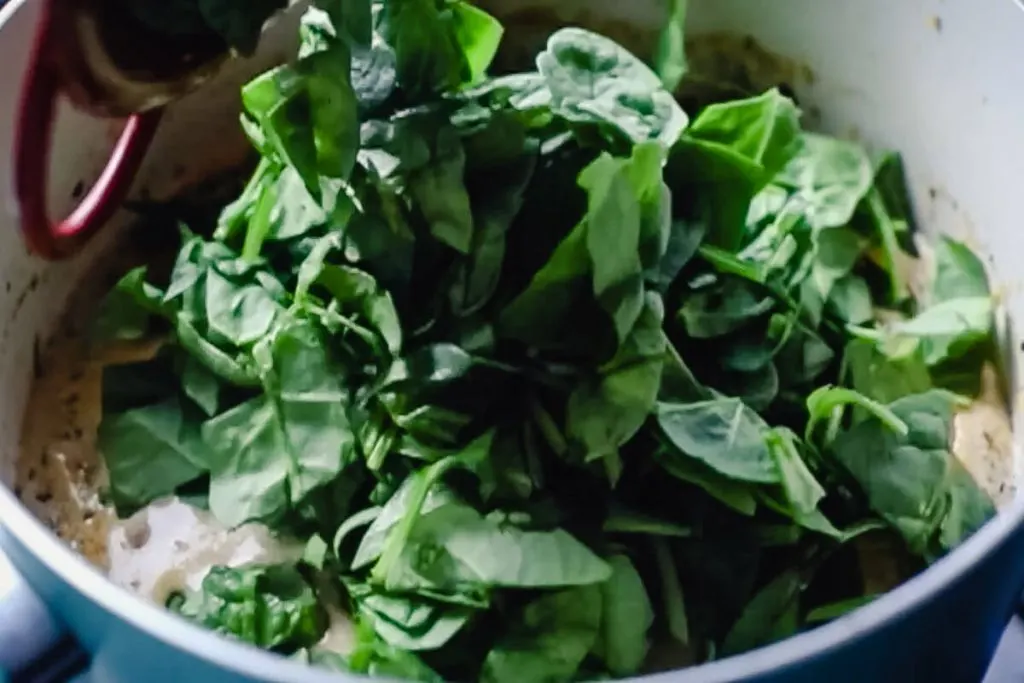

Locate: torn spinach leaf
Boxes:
[171,563,327,651]
[481,585,603,683]
[202,317,357,526]
[98,395,209,514]
[830,390,995,556]
[656,398,778,484]
[376,0,502,98]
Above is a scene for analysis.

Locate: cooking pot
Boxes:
[2,0,1024,681]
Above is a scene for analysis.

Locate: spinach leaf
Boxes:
[767,427,825,520]
[774,133,874,230]
[181,355,225,417]
[830,390,995,555]
[242,6,359,198]
[861,153,914,303]
[348,583,474,651]
[683,89,801,186]
[668,88,800,249]
[481,585,603,683]
[172,563,327,651]
[844,338,931,405]
[806,385,908,440]
[369,496,611,591]
[537,28,688,147]
[567,292,666,480]
[585,145,671,339]
[890,296,993,366]
[375,343,513,448]
[408,125,475,254]
[98,396,208,513]
[679,277,774,339]
[593,555,654,676]
[335,620,445,680]
[828,274,874,324]
[656,398,779,484]
[721,568,803,656]
[376,0,502,98]
[448,152,536,316]
[499,142,668,356]
[297,242,403,357]
[931,235,990,302]
[202,317,357,526]
[654,444,759,515]
[810,226,864,304]
[112,233,286,388]
[92,266,174,343]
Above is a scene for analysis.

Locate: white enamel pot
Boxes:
[3,0,1024,682]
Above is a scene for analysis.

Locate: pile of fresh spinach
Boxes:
[94,0,1001,680]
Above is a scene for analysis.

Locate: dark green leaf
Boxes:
[657,398,779,484]
[202,317,356,526]
[481,585,603,683]
[593,555,654,675]
[721,568,803,656]
[98,396,208,512]
[567,292,666,473]
[172,563,327,651]
[831,390,995,555]
[377,0,500,97]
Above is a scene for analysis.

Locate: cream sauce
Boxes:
[108,497,299,604]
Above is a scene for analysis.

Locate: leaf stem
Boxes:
[529,397,568,456]
[370,456,462,587]
[653,538,689,646]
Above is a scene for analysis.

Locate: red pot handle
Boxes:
[13,3,162,261]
